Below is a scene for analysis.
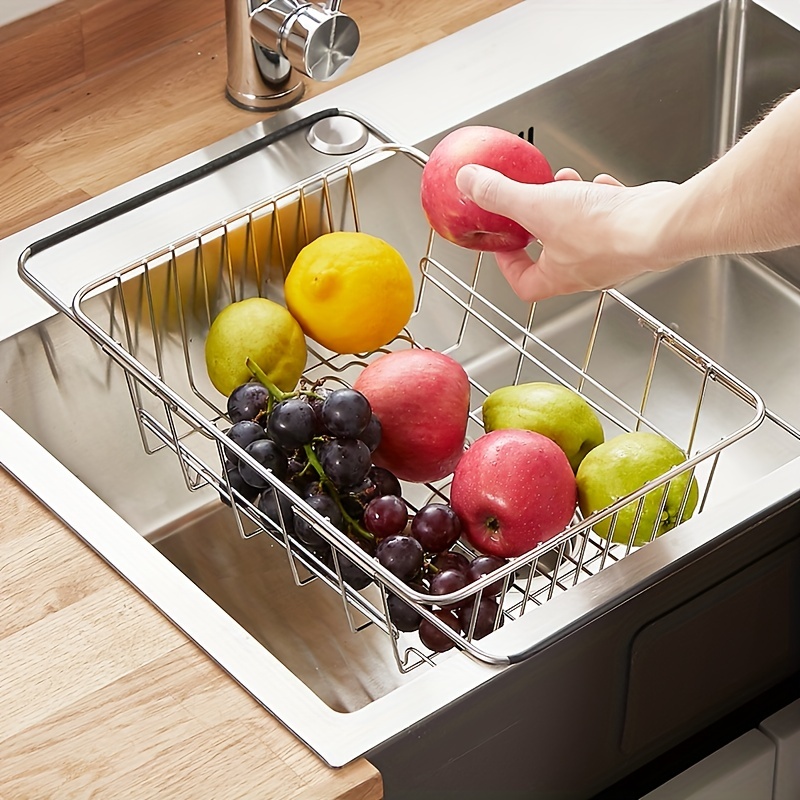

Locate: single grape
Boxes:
[295,493,342,549]
[375,534,424,582]
[334,552,373,590]
[338,479,376,520]
[257,486,295,535]
[302,480,324,498]
[317,437,372,489]
[307,388,331,434]
[227,381,270,423]
[418,609,461,653]
[358,413,382,452]
[304,530,373,590]
[343,502,366,525]
[220,461,260,506]
[387,593,422,632]
[238,439,289,488]
[364,495,409,538]
[286,453,316,495]
[332,538,375,591]
[226,420,267,463]
[467,555,508,597]
[267,397,318,450]
[411,503,462,553]
[369,466,402,499]
[457,597,503,640]
[430,550,471,575]
[429,568,468,610]
[321,388,372,438]
[368,466,403,497]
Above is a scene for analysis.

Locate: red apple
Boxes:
[353,349,470,483]
[450,429,576,558]
[420,125,554,252]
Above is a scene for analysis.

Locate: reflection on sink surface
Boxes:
[3,0,800,770]
[153,503,421,711]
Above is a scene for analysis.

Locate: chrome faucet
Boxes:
[225,0,360,111]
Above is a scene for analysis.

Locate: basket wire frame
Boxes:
[23,136,767,670]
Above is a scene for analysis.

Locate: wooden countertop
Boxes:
[0,1,519,797]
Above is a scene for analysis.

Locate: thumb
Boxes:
[455,164,539,220]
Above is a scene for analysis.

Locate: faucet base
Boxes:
[225,79,305,112]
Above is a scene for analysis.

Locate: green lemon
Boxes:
[204,297,307,396]
[576,431,699,547]
[482,382,604,471]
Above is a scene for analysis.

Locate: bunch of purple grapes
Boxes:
[365,497,508,652]
[222,379,508,655]
[222,380,402,590]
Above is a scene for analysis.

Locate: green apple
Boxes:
[576,431,699,547]
[205,297,307,396]
[482,381,604,471]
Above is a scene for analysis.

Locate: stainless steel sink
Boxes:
[2,1,800,796]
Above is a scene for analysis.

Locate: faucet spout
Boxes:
[225,0,360,112]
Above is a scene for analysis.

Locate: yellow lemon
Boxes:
[205,297,307,396]
[284,231,415,354]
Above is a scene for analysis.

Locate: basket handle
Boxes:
[26,108,345,258]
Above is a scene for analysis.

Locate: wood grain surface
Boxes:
[0,0,520,240]
[0,1,520,797]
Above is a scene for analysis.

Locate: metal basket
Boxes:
[18,109,767,670]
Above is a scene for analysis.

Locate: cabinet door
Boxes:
[760,698,800,800]
[641,730,775,800]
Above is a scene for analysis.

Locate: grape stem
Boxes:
[246,357,374,544]
[246,358,326,405]
[302,443,375,543]
[246,358,291,402]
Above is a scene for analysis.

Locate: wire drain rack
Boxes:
[18,109,767,670]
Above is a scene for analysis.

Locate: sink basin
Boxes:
[3,1,800,795]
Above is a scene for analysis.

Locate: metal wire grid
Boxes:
[26,138,767,669]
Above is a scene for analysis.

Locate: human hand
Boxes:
[455,164,681,302]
